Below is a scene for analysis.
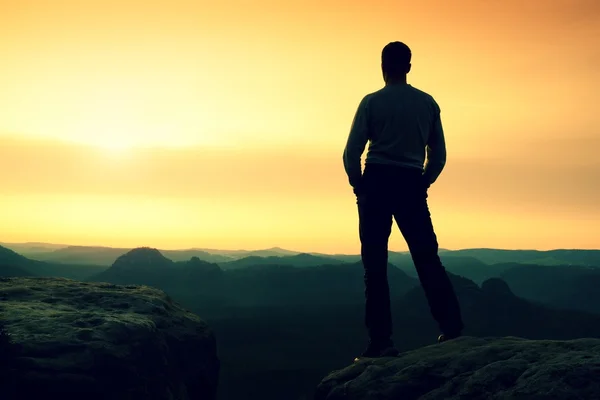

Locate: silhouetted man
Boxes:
[343,41,464,359]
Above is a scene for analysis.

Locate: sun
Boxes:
[96,140,134,152]
[71,128,138,154]
[74,120,140,152]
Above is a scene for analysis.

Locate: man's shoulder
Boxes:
[406,85,436,101]
[364,86,388,99]
[407,85,440,112]
[365,85,436,101]
[361,90,379,103]
[360,85,440,112]
[358,88,390,110]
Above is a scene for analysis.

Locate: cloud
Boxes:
[1,135,598,217]
[0,136,346,198]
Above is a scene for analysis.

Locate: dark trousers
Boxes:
[357,163,463,342]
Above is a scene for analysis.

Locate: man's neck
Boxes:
[385,77,408,86]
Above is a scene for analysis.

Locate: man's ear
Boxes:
[406,63,412,74]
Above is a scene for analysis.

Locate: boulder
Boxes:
[0,277,219,400]
[315,336,600,400]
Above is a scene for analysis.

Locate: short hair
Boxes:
[381,42,411,76]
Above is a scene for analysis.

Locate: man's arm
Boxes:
[422,102,447,186]
[343,96,370,193]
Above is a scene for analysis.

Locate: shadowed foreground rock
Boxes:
[315,336,600,400]
[0,277,219,400]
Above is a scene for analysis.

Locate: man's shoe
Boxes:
[437,333,461,343]
[354,339,399,362]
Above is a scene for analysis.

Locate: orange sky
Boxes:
[1,0,599,253]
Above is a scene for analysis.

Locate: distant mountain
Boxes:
[0,263,33,277]
[402,273,600,339]
[219,262,418,308]
[0,245,33,267]
[170,256,223,284]
[17,245,234,266]
[192,246,300,259]
[211,272,600,400]
[0,242,68,255]
[5,243,598,268]
[219,253,348,270]
[441,248,600,267]
[88,248,419,315]
[26,245,131,266]
[91,248,224,291]
[0,245,38,277]
[0,245,106,280]
[224,252,555,285]
[556,274,600,315]
[439,257,515,284]
[366,252,513,284]
[92,247,175,287]
[160,250,232,263]
[311,253,362,263]
[3,242,302,263]
[499,263,600,314]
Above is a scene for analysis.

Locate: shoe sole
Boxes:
[353,347,399,362]
[438,334,460,343]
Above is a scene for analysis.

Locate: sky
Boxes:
[1,0,599,253]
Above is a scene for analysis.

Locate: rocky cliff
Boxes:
[316,336,600,400]
[0,277,219,400]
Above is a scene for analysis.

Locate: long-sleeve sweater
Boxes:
[343,83,446,190]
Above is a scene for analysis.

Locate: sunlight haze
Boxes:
[1,0,599,252]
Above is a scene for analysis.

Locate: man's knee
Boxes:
[410,247,441,266]
[361,241,389,261]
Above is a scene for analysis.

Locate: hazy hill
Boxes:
[10,244,600,400]
[219,253,348,270]
[441,248,600,267]
[0,245,107,280]
[383,253,511,283]
[223,252,511,284]
[0,245,34,268]
[0,242,67,255]
[92,247,176,287]
[11,245,234,266]
[402,273,600,339]
[439,257,513,283]
[219,262,418,309]
[161,250,232,263]
[500,263,600,314]
[194,246,298,258]
[28,245,131,265]
[0,245,43,277]
[556,274,600,315]
[88,248,419,316]
[0,262,33,277]
[211,273,600,400]
[218,248,600,270]
[5,242,599,269]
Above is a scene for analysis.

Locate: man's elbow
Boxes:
[342,149,351,170]
[437,147,447,166]
[430,152,446,170]
[436,158,447,175]
[439,156,447,169]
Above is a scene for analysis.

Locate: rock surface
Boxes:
[315,336,600,400]
[0,277,219,400]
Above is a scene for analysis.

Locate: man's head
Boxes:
[381,41,411,83]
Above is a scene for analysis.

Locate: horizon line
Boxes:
[1,241,598,254]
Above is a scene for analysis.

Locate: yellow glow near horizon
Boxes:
[0,0,599,251]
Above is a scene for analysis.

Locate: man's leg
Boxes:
[358,192,394,346]
[393,188,464,338]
